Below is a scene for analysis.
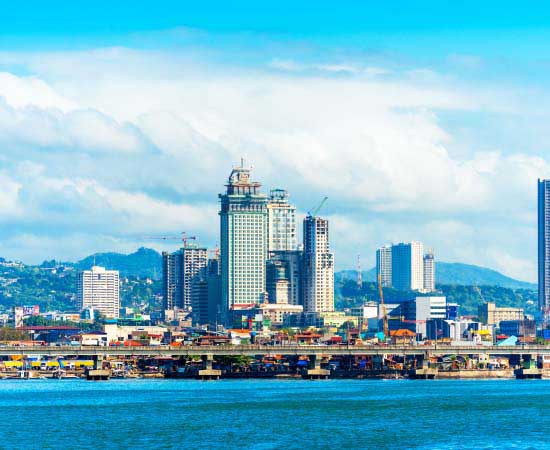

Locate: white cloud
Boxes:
[0,47,545,282]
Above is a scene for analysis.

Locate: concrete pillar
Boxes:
[198,354,221,380]
[306,354,329,379]
[310,355,322,370]
[203,354,214,370]
[93,354,104,370]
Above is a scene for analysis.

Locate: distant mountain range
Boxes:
[37,248,537,289]
[336,261,536,290]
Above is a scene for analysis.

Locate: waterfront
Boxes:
[2,379,550,449]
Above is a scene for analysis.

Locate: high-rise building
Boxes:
[423,250,435,292]
[267,189,297,251]
[269,250,302,306]
[162,246,208,312]
[206,257,222,327]
[77,266,120,318]
[376,245,392,287]
[391,242,424,291]
[191,271,208,326]
[539,179,550,319]
[302,216,334,313]
[162,251,178,311]
[192,256,222,327]
[180,246,208,309]
[219,162,268,319]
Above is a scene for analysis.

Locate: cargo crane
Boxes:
[378,274,389,340]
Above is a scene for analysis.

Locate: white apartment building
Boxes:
[77,266,120,319]
[423,250,435,292]
[376,245,392,287]
[302,216,334,313]
[267,189,297,252]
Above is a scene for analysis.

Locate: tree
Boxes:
[0,327,29,341]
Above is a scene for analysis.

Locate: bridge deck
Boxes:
[0,345,544,357]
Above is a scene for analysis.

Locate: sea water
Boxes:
[0,378,548,449]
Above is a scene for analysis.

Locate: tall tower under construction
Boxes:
[302,215,334,313]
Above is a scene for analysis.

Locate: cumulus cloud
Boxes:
[0,47,546,281]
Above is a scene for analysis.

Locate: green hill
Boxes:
[76,247,162,279]
[336,280,537,317]
[336,261,535,290]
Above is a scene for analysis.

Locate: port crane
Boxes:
[377,274,389,340]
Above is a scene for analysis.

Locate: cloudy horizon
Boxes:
[0,3,549,281]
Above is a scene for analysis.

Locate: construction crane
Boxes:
[307,196,328,217]
[473,285,485,303]
[208,245,220,259]
[145,231,197,248]
[356,254,362,288]
[378,273,389,340]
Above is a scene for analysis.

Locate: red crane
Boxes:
[144,231,197,248]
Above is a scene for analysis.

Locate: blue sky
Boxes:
[0,2,549,280]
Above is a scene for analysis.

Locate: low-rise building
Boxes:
[305,311,358,328]
[259,303,303,326]
[103,322,168,345]
[478,302,524,327]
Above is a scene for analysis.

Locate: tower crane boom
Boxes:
[378,273,389,340]
[308,196,328,217]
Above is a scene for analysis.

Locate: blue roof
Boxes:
[497,336,518,346]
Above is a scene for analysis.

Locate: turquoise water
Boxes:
[1,379,549,449]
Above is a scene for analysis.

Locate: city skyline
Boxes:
[0,3,549,282]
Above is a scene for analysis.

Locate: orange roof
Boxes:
[390,329,416,337]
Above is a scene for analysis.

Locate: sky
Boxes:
[0,1,549,281]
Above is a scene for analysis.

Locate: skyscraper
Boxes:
[162,251,178,311]
[302,216,334,313]
[77,266,120,318]
[180,246,208,309]
[376,245,392,287]
[423,250,435,292]
[538,179,550,319]
[219,162,268,319]
[391,242,424,291]
[162,245,208,312]
[267,189,297,251]
[192,256,222,327]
